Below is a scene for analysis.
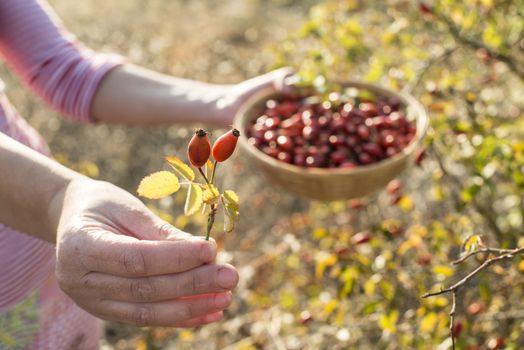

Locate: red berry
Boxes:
[277,135,294,151]
[452,320,463,339]
[212,128,240,162]
[351,231,371,245]
[386,179,401,194]
[417,253,432,266]
[419,2,433,15]
[414,148,426,166]
[187,129,211,167]
[487,338,505,350]
[467,302,486,316]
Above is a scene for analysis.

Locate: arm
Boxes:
[0,133,239,327]
[0,132,76,242]
[0,0,293,127]
[90,64,293,126]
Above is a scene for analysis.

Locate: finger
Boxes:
[96,292,232,327]
[78,231,217,277]
[110,205,194,241]
[82,264,239,302]
[239,67,295,97]
[268,67,296,95]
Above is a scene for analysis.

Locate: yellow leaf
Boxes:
[137,171,180,199]
[483,23,502,48]
[136,338,147,350]
[323,299,339,316]
[313,228,328,239]
[398,195,413,212]
[315,252,338,279]
[420,312,438,333]
[179,330,193,342]
[379,309,399,333]
[432,265,454,278]
[165,156,195,182]
[78,161,99,178]
[518,260,524,272]
[184,184,203,216]
[463,235,481,252]
[202,184,220,205]
[364,278,376,296]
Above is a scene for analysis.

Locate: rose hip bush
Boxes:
[255,0,523,349]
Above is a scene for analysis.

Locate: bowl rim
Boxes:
[233,80,428,176]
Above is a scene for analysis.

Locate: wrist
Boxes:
[47,171,86,244]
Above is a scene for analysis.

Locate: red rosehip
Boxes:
[187,129,211,167]
[212,128,240,162]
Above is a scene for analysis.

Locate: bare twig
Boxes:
[422,246,524,349]
[452,247,516,264]
[450,291,457,350]
[422,246,524,298]
[430,144,504,242]
[408,46,457,92]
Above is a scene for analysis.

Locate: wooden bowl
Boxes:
[233,81,428,201]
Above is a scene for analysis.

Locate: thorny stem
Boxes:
[197,167,216,240]
[206,204,218,241]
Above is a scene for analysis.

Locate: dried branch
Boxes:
[452,247,516,265]
[422,246,524,349]
[422,246,524,298]
[430,144,504,242]
[408,46,457,93]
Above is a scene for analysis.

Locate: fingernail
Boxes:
[200,241,217,262]
[214,292,232,308]
[217,267,238,289]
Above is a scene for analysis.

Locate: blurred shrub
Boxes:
[263,0,524,348]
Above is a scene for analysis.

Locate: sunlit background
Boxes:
[2,0,523,349]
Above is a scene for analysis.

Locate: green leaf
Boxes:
[137,171,180,199]
[165,156,195,182]
[184,184,203,216]
[223,190,239,210]
[223,202,239,233]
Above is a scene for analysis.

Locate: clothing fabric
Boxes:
[0,0,122,348]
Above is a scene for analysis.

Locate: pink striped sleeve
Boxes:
[0,0,124,123]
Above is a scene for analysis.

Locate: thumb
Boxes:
[240,67,296,98]
[113,205,194,241]
[130,209,218,247]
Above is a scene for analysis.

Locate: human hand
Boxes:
[54,178,239,327]
[214,67,296,125]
